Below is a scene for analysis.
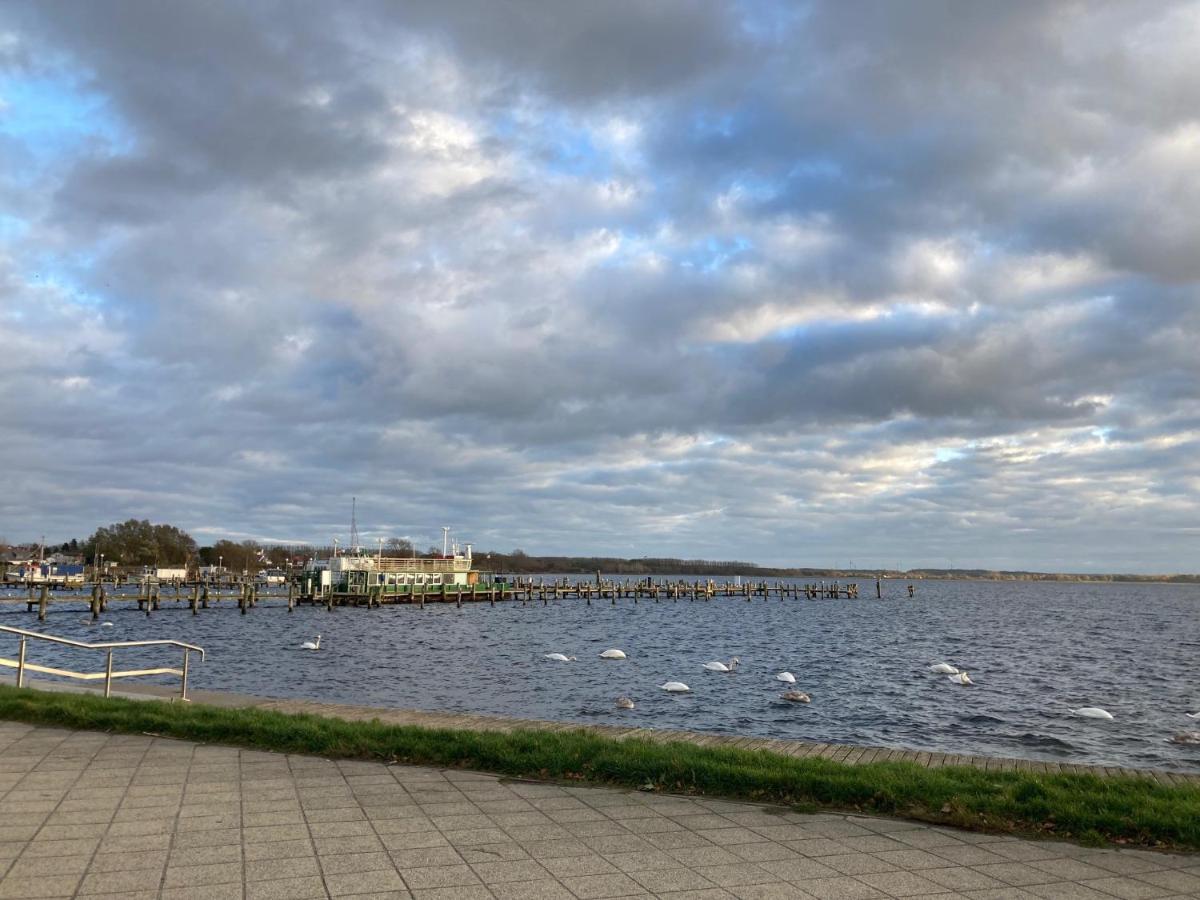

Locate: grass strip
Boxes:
[1,684,1197,851]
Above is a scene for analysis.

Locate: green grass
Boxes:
[1,685,1197,851]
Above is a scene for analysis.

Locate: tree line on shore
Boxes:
[5,519,1198,583]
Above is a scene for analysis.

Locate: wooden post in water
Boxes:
[190,586,198,616]
[99,585,107,612]
[287,581,294,613]
[38,585,48,622]
[875,576,881,599]
[201,584,209,609]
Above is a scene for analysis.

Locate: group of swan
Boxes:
[550,648,810,702]
[931,661,1140,722]
[929,662,974,685]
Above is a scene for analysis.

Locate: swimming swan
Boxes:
[775,671,796,684]
[1071,707,1114,720]
[544,653,576,661]
[929,663,959,674]
[301,635,322,650]
[703,657,739,672]
[1187,711,1200,719]
[780,690,811,703]
[600,649,626,659]
[948,672,973,685]
[1169,731,1200,745]
[100,622,114,628]
[615,697,635,709]
[660,681,691,692]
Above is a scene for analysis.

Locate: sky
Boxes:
[0,1,1198,573]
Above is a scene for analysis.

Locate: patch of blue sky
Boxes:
[786,157,843,181]
[690,109,736,140]
[934,447,966,463]
[764,300,964,346]
[0,213,28,240]
[0,73,133,165]
[493,108,615,180]
[674,235,753,273]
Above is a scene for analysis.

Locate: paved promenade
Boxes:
[0,722,1198,900]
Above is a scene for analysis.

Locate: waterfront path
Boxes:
[1,721,1199,900]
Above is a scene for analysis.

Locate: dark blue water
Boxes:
[3,579,1198,772]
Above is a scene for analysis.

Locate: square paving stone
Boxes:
[321,850,395,874]
[694,863,778,887]
[164,862,244,887]
[1077,876,1173,899]
[0,873,81,896]
[605,850,682,872]
[630,866,719,892]
[168,844,243,867]
[971,862,1058,887]
[470,859,550,883]
[391,847,467,869]
[4,852,92,877]
[728,883,823,900]
[789,876,886,900]
[559,871,647,899]
[243,839,314,860]
[246,855,321,881]
[326,868,407,895]
[540,855,620,878]
[820,854,897,876]
[922,866,1008,891]
[399,864,482,889]
[245,875,329,899]
[78,868,166,894]
[488,879,575,900]
[855,870,950,896]
[759,858,840,881]
[410,886,495,900]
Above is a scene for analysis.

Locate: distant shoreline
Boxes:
[476,553,1200,583]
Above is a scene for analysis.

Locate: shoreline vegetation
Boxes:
[483,553,1200,583]
[1,686,1196,851]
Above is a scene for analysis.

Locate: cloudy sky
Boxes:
[1,2,1197,572]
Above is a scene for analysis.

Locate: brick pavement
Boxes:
[0,722,1198,900]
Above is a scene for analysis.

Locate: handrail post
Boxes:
[16,637,27,688]
[104,650,114,698]
[180,649,190,702]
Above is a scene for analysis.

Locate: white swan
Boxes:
[1071,707,1113,720]
[1187,711,1200,719]
[703,657,739,672]
[301,635,322,650]
[544,653,576,662]
[100,621,114,628]
[775,671,796,684]
[615,697,635,709]
[929,663,959,674]
[600,649,626,659]
[660,681,691,693]
[948,672,974,685]
[780,690,811,703]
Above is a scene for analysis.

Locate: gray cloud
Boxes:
[0,1,1197,572]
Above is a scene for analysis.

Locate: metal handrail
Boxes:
[0,625,205,701]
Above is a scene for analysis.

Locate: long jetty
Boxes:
[0,575,907,621]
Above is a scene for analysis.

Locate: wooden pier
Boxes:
[0,576,910,621]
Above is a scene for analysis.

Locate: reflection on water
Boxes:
[3,578,1198,772]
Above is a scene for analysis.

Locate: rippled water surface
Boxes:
[4,579,1198,771]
